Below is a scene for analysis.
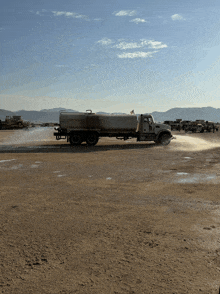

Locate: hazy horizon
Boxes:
[1,105,220,114]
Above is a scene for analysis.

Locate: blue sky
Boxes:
[1,0,220,113]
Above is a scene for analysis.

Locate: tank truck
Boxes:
[54,110,174,146]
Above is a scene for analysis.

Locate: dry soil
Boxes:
[1,128,220,293]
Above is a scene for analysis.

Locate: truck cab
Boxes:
[137,114,172,145]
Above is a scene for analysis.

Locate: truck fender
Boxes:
[155,130,174,145]
[155,130,172,141]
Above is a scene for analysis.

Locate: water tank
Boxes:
[60,112,137,133]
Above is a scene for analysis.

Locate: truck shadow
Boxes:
[0,142,159,153]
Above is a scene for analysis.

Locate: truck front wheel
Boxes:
[70,134,83,145]
[86,133,99,146]
[159,133,171,146]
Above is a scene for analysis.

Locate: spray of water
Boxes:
[1,128,220,151]
[171,135,220,151]
[1,127,55,146]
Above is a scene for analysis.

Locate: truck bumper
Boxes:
[54,132,67,140]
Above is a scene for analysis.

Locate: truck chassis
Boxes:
[54,129,172,146]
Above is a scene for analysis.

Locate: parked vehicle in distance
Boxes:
[203,121,219,133]
[54,110,174,146]
[163,119,182,131]
[0,116,30,130]
[184,120,218,133]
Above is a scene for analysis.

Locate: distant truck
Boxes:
[163,119,182,131]
[162,118,219,133]
[184,120,218,133]
[54,110,174,146]
[203,121,219,133]
[0,116,29,130]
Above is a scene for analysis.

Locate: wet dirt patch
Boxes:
[129,193,220,212]
[11,164,23,170]
[0,159,16,163]
[174,173,219,184]
[176,172,189,175]
[30,164,39,168]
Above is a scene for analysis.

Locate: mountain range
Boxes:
[0,107,220,123]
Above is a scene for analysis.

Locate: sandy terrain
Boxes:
[1,128,220,293]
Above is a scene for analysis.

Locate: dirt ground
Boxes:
[1,128,220,293]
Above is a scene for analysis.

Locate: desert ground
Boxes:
[1,128,220,293]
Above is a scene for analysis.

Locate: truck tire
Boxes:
[159,133,171,146]
[86,133,99,146]
[70,133,83,145]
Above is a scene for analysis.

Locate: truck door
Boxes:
[143,117,153,133]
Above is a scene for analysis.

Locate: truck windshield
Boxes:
[144,116,154,123]
[149,117,154,123]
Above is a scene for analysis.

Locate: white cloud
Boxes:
[130,18,147,24]
[114,39,167,50]
[117,51,157,59]
[65,12,75,17]
[52,11,88,19]
[55,65,69,68]
[113,10,136,16]
[96,38,167,59]
[145,40,167,49]
[97,38,114,45]
[114,42,140,50]
[171,14,185,21]
[36,10,47,16]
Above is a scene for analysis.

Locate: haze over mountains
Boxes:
[0,107,220,123]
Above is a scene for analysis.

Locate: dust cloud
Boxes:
[1,127,55,146]
[171,135,220,151]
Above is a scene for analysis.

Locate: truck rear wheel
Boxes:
[86,133,99,146]
[70,134,83,145]
[159,133,171,146]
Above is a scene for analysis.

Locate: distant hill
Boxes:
[96,112,127,115]
[15,108,78,123]
[96,111,110,115]
[0,108,79,123]
[0,107,220,123]
[41,108,78,113]
[14,110,60,123]
[0,109,16,120]
[151,107,220,123]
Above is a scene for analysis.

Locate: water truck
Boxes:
[54,110,174,146]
